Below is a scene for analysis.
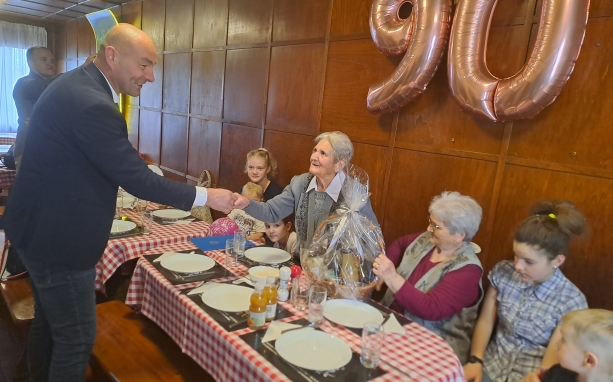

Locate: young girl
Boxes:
[243,148,283,201]
[265,216,297,255]
[464,200,588,382]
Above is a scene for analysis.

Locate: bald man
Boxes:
[4,24,236,381]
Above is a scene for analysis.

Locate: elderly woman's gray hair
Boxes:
[315,131,354,165]
[429,191,482,241]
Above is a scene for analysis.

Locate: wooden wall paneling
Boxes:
[227,0,272,46]
[190,50,225,118]
[165,0,194,51]
[139,110,162,164]
[142,0,166,53]
[588,0,613,18]
[329,0,371,39]
[507,17,613,175]
[77,17,91,58]
[187,119,222,183]
[262,130,315,188]
[56,61,66,74]
[193,0,229,49]
[121,1,142,28]
[66,19,77,60]
[350,142,389,221]
[54,23,66,60]
[218,123,262,192]
[223,48,268,126]
[161,169,187,182]
[161,114,189,174]
[491,0,534,27]
[125,106,139,150]
[140,54,164,109]
[266,43,325,136]
[272,0,330,42]
[65,60,78,72]
[395,23,528,156]
[162,53,191,113]
[382,149,498,252]
[320,39,395,146]
[488,165,613,309]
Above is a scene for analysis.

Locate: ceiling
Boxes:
[0,0,126,22]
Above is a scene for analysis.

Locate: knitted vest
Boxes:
[382,231,483,363]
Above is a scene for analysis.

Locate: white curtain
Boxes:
[0,21,47,134]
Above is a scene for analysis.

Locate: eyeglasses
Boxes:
[428,218,446,231]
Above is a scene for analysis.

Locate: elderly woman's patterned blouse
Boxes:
[483,261,587,382]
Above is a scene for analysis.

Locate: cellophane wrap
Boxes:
[301,164,385,300]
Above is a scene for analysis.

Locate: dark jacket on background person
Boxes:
[4,62,196,270]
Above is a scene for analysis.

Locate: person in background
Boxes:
[265,215,297,254]
[4,24,236,381]
[243,148,283,201]
[12,46,56,171]
[464,200,588,382]
[228,182,267,243]
[537,309,613,382]
[373,191,483,363]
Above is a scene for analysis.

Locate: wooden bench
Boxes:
[91,301,215,382]
[0,277,35,325]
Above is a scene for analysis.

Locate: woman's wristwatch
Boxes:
[467,355,483,365]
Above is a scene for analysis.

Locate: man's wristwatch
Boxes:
[467,355,483,365]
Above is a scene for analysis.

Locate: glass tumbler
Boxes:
[233,231,246,257]
[361,322,383,368]
[307,285,327,326]
[225,239,238,267]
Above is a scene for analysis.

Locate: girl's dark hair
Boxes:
[514,200,587,259]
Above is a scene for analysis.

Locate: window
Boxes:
[0,21,47,134]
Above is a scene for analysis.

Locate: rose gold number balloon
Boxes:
[367,0,452,115]
[448,0,590,122]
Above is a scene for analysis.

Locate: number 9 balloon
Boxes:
[368,0,590,122]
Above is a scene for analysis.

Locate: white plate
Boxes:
[152,209,191,220]
[110,220,136,234]
[323,299,384,328]
[160,254,215,274]
[200,284,253,312]
[248,266,279,284]
[245,247,291,265]
[275,330,352,371]
[116,196,135,208]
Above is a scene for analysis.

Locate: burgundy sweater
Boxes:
[387,232,482,321]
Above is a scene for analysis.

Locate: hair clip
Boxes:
[548,213,557,219]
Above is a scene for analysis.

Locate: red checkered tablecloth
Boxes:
[0,134,16,146]
[125,243,466,382]
[94,206,210,293]
[0,168,16,189]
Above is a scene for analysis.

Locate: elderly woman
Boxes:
[374,191,483,364]
[234,131,378,249]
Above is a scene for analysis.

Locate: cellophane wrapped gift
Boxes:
[302,164,385,300]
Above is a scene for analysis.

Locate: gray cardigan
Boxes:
[244,173,379,246]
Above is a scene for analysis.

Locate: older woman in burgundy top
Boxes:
[373,191,483,364]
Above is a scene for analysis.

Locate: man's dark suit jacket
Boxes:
[4,63,196,270]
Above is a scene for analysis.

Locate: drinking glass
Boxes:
[141,211,153,235]
[291,276,310,311]
[225,239,238,267]
[233,231,246,257]
[307,285,327,326]
[361,322,383,368]
[115,190,124,219]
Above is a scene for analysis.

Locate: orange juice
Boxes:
[248,283,267,330]
[264,277,278,322]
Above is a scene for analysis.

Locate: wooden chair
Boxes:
[90,301,215,382]
[0,277,34,325]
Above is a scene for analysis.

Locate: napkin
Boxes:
[261,321,304,343]
[187,282,223,295]
[383,314,406,334]
[231,277,254,286]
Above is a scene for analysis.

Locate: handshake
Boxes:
[204,189,252,214]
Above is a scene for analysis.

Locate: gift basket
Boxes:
[301,164,385,300]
